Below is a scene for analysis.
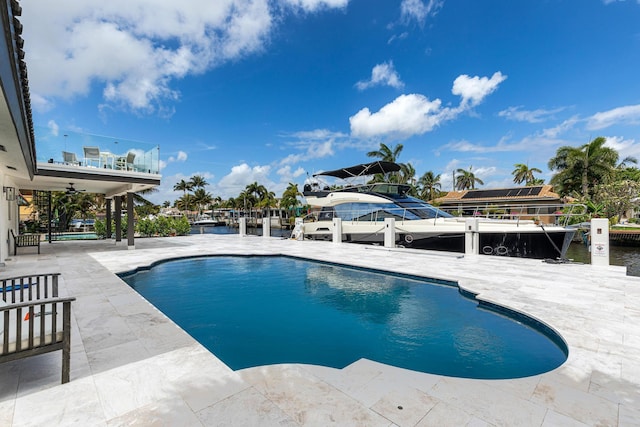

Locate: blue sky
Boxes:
[21,0,640,204]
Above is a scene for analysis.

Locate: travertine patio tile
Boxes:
[370,387,438,427]
[107,399,203,427]
[532,377,619,426]
[2,235,639,426]
[196,387,298,427]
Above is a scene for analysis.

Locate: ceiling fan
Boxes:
[65,183,86,195]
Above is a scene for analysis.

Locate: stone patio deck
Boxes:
[1,234,638,426]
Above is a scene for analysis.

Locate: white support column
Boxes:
[332,217,342,244]
[465,218,479,256]
[239,217,247,236]
[590,218,610,267]
[263,216,271,238]
[384,218,396,248]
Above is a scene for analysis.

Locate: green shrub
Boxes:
[173,216,191,235]
[94,217,128,238]
[97,215,189,238]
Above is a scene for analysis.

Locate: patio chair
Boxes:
[1,273,75,384]
[62,151,80,166]
[83,146,101,167]
[116,152,136,171]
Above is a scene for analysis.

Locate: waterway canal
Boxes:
[566,242,640,276]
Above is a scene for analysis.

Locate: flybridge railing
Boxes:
[439,203,588,226]
[304,203,587,227]
[33,126,161,174]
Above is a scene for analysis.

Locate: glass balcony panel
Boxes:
[34,126,160,174]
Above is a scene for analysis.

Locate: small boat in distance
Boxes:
[191,214,226,226]
[301,161,580,259]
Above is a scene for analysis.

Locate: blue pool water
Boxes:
[122,256,567,379]
[54,232,98,240]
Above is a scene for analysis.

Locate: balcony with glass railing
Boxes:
[34,126,160,174]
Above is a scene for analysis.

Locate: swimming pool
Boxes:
[121,255,567,379]
[54,232,99,240]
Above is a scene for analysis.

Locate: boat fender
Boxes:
[404,234,414,244]
[495,245,509,256]
[482,246,493,255]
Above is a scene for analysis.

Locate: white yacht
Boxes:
[301,161,577,259]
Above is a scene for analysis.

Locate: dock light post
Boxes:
[465,218,479,256]
[590,218,610,267]
[263,215,271,238]
[332,217,342,244]
[384,218,396,248]
[239,217,247,236]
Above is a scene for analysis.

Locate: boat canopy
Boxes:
[313,161,401,179]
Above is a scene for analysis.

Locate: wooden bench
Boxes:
[1,273,75,384]
[11,230,40,256]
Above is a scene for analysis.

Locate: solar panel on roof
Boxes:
[461,186,543,199]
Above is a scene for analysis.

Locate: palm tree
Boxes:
[418,171,441,201]
[455,166,484,190]
[193,188,213,215]
[256,190,277,209]
[281,183,301,213]
[548,136,633,197]
[245,182,269,211]
[175,194,195,211]
[173,179,192,197]
[512,163,543,185]
[366,143,404,162]
[399,162,416,185]
[190,175,208,189]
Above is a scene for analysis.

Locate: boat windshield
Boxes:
[319,198,452,221]
[395,198,453,219]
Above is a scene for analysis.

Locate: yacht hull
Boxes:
[302,221,575,259]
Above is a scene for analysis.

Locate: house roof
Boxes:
[434,185,562,205]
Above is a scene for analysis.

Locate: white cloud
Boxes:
[20,0,346,114]
[216,163,273,198]
[31,94,54,113]
[279,129,344,165]
[604,136,640,161]
[350,94,445,139]
[586,104,640,130]
[452,72,507,108]
[150,171,216,203]
[387,32,408,45]
[356,61,404,90]
[167,150,188,163]
[540,116,579,138]
[281,0,349,12]
[400,0,443,25]
[498,106,566,123]
[350,72,506,140]
[277,165,306,183]
[47,120,59,136]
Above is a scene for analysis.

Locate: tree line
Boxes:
[170,137,639,223]
[27,135,638,231]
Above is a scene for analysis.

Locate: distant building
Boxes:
[433,185,567,223]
